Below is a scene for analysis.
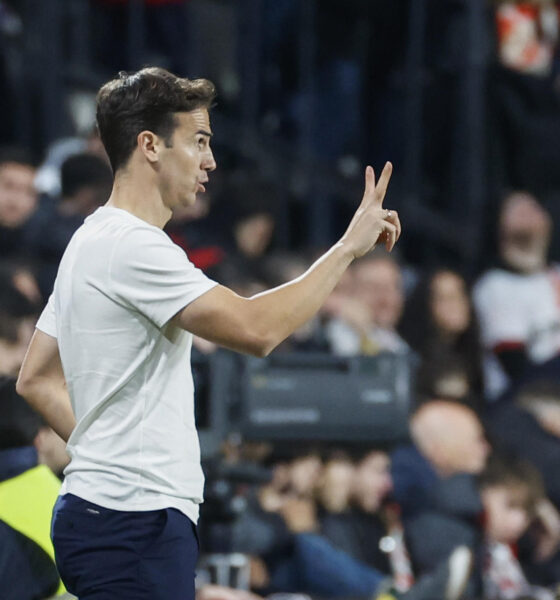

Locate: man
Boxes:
[325,250,408,355]
[474,191,560,398]
[391,400,490,574]
[25,152,113,298]
[16,67,401,600]
[0,146,37,259]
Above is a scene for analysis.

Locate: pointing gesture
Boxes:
[341,162,401,258]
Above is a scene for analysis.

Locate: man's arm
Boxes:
[16,330,75,442]
[175,163,400,356]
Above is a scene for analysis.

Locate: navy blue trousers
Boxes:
[51,494,199,600]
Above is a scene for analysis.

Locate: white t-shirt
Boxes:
[36,206,217,523]
[473,266,560,398]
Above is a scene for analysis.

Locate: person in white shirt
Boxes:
[474,191,560,398]
[16,67,401,600]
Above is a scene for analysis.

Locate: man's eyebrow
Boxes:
[196,129,213,138]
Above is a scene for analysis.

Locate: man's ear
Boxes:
[137,130,161,164]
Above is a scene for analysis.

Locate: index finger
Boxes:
[373,161,393,208]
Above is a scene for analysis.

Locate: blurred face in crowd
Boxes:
[352,451,392,513]
[235,213,275,258]
[354,258,404,330]
[482,484,532,545]
[317,457,355,513]
[0,162,37,228]
[412,401,490,477]
[289,453,323,498]
[430,271,470,337]
[499,192,551,273]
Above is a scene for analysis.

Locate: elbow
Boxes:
[15,373,32,399]
[16,372,39,405]
[244,331,276,358]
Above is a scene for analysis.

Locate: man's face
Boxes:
[499,192,551,273]
[445,414,490,475]
[158,109,216,211]
[482,485,531,544]
[355,259,403,330]
[0,162,37,228]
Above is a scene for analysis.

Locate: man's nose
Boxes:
[203,149,216,172]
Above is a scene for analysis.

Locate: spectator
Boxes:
[479,454,558,600]
[474,192,560,398]
[487,380,560,509]
[325,250,408,355]
[400,269,484,404]
[25,152,113,297]
[210,176,279,286]
[0,376,66,598]
[316,450,355,516]
[0,146,37,259]
[391,401,490,575]
[414,355,479,411]
[228,447,472,600]
[319,450,392,568]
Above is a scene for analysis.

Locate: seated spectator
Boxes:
[325,250,408,355]
[400,269,484,402]
[487,380,560,510]
[414,354,480,412]
[210,176,279,284]
[474,192,560,398]
[0,146,37,259]
[224,446,470,600]
[479,454,558,600]
[319,449,393,575]
[316,450,355,516]
[392,400,490,575]
[228,446,472,600]
[24,152,113,297]
[0,375,67,598]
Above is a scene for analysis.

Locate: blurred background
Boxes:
[4,1,560,599]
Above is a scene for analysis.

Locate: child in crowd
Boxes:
[479,455,559,600]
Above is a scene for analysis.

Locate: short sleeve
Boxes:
[36,293,57,338]
[110,227,218,328]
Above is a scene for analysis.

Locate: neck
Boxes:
[106,165,171,229]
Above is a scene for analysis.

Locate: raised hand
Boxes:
[340,162,401,259]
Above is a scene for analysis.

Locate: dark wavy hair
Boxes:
[399,269,484,396]
[96,67,216,173]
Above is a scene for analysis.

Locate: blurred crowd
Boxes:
[4,1,560,600]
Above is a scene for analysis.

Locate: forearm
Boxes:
[20,379,76,442]
[17,329,75,442]
[178,242,354,356]
[178,163,399,356]
[247,242,354,353]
